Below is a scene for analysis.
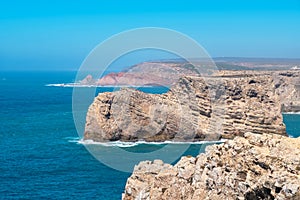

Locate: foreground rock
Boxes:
[123,132,300,200]
[84,75,286,142]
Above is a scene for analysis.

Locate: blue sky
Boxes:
[0,0,299,70]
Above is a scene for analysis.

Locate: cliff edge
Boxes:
[123,132,300,200]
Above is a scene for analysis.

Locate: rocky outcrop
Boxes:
[123,132,300,200]
[79,74,96,85]
[274,71,300,113]
[84,74,286,142]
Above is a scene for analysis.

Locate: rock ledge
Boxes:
[123,133,300,200]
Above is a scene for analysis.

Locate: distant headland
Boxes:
[79,57,300,87]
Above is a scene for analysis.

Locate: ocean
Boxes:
[0,71,299,199]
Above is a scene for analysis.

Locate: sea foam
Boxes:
[283,112,300,115]
[45,83,155,88]
[45,83,98,87]
[73,138,227,147]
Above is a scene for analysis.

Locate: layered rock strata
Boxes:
[84,75,286,142]
[214,70,300,113]
[123,132,300,200]
[82,68,299,112]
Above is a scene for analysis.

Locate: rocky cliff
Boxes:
[213,70,300,113]
[84,74,286,142]
[82,69,299,113]
[123,132,300,200]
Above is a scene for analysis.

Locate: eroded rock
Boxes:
[123,133,300,200]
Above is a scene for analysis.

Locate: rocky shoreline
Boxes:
[123,132,300,200]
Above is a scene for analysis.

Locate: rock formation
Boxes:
[123,132,300,200]
[274,71,300,113]
[79,74,96,85]
[84,74,286,142]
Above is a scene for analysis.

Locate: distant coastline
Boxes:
[46,58,300,88]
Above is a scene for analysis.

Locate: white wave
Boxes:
[77,139,140,147]
[74,138,227,147]
[282,112,300,115]
[65,136,81,143]
[64,136,80,139]
[287,134,300,138]
[45,83,155,88]
[45,83,98,87]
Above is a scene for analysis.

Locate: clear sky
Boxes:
[0,0,299,70]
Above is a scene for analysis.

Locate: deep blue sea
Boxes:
[0,71,299,199]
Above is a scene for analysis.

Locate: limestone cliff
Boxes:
[84,74,286,142]
[123,132,300,200]
[213,70,300,113]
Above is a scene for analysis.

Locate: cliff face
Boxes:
[123,132,300,200]
[214,70,300,113]
[274,71,300,113]
[84,74,286,142]
[82,69,299,112]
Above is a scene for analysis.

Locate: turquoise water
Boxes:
[283,114,300,138]
[0,71,299,199]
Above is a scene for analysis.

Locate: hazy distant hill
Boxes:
[80,58,300,86]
